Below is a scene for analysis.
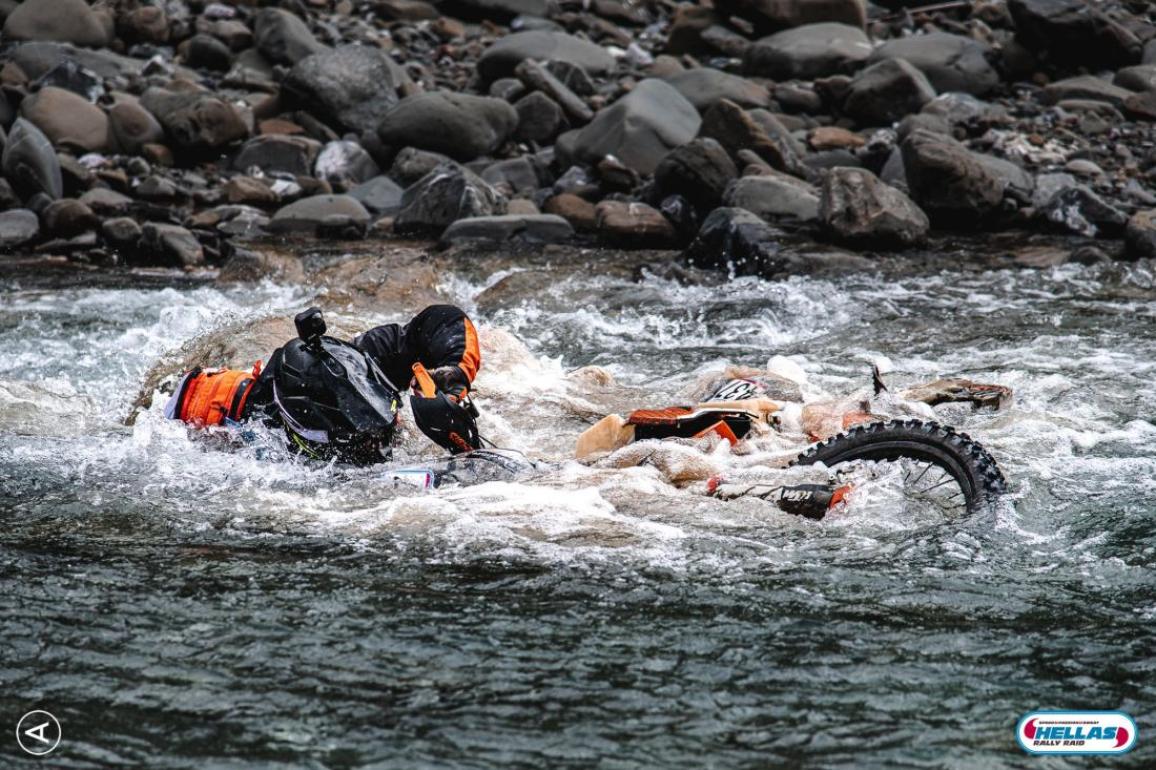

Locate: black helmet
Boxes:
[410,391,481,455]
[271,308,400,465]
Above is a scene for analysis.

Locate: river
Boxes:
[1,246,1153,768]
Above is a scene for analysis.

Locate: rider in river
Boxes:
[165,304,483,464]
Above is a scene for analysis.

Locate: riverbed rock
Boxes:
[2,118,62,201]
[1038,185,1127,238]
[652,138,738,215]
[571,79,700,176]
[253,8,327,65]
[141,223,204,267]
[284,45,403,134]
[543,193,598,230]
[438,0,549,23]
[224,176,278,206]
[377,91,518,162]
[101,217,141,247]
[20,86,111,153]
[1008,0,1143,70]
[478,31,615,83]
[441,214,573,245]
[1114,65,1156,93]
[819,167,928,247]
[684,206,782,276]
[348,175,405,215]
[109,98,164,154]
[698,100,805,177]
[140,88,249,149]
[393,163,507,234]
[514,91,566,144]
[268,194,371,235]
[233,134,321,176]
[1043,75,1134,107]
[715,0,866,36]
[744,23,872,80]
[595,200,677,247]
[42,198,99,237]
[843,59,936,126]
[870,33,999,95]
[0,209,40,249]
[514,60,591,125]
[390,147,453,186]
[1124,209,1156,258]
[723,173,820,223]
[2,0,111,48]
[314,140,380,186]
[663,68,770,112]
[901,129,1004,225]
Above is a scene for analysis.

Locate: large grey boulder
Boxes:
[140,88,249,149]
[2,0,111,48]
[715,0,866,35]
[478,31,614,82]
[394,164,508,234]
[268,195,372,234]
[377,91,518,162]
[901,129,1004,225]
[440,214,573,245]
[572,79,701,176]
[870,33,999,95]
[1,118,62,201]
[744,22,872,80]
[820,167,928,247]
[284,46,404,134]
[843,59,936,126]
[253,8,328,65]
[723,173,820,223]
[663,68,770,112]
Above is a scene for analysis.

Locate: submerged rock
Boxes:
[819,167,928,247]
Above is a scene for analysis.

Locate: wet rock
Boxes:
[1031,172,1078,208]
[314,140,380,186]
[441,214,573,245]
[1124,209,1156,258]
[233,135,321,176]
[31,60,103,101]
[723,172,820,223]
[514,92,566,144]
[976,155,1035,204]
[743,23,872,80]
[394,163,507,234]
[0,209,40,249]
[921,92,1009,128]
[101,217,141,247]
[1114,65,1156,93]
[1008,0,1143,70]
[870,33,999,96]
[514,59,591,124]
[594,200,677,247]
[20,86,111,153]
[79,187,133,215]
[268,194,371,235]
[140,88,248,149]
[181,34,233,71]
[3,0,111,48]
[478,31,615,83]
[819,166,928,247]
[715,0,866,36]
[109,98,164,154]
[2,118,62,201]
[42,198,98,237]
[663,68,770,112]
[389,147,453,186]
[121,6,169,45]
[141,223,204,267]
[1043,75,1133,107]
[224,176,278,206]
[218,247,304,283]
[572,79,700,177]
[480,156,539,197]
[901,129,1004,226]
[253,8,327,65]
[377,91,518,162]
[1064,158,1104,177]
[348,175,404,216]
[543,193,598,230]
[809,126,865,150]
[284,45,403,134]
[1037,185,1127,238]
[843,59,936,126]
[652,138,738,215]
[684,207,782,276]
[1123,90,1156,121]
[699,99,804,176]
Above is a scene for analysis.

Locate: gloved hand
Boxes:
[428,365,470,401]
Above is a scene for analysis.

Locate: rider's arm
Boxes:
[355,305,481,395]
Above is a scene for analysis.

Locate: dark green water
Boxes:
[1,256,1153,768]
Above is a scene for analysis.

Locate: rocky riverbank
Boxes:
[2,0,1156,274]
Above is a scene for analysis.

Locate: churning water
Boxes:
[1,252,1154,768]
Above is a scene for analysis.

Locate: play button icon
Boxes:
[16,710,61,756]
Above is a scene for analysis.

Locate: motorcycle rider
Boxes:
[165,304,482,464]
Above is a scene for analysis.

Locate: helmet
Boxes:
[271,308,400,465]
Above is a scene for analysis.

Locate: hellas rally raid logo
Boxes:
[1017,711,1137,755]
